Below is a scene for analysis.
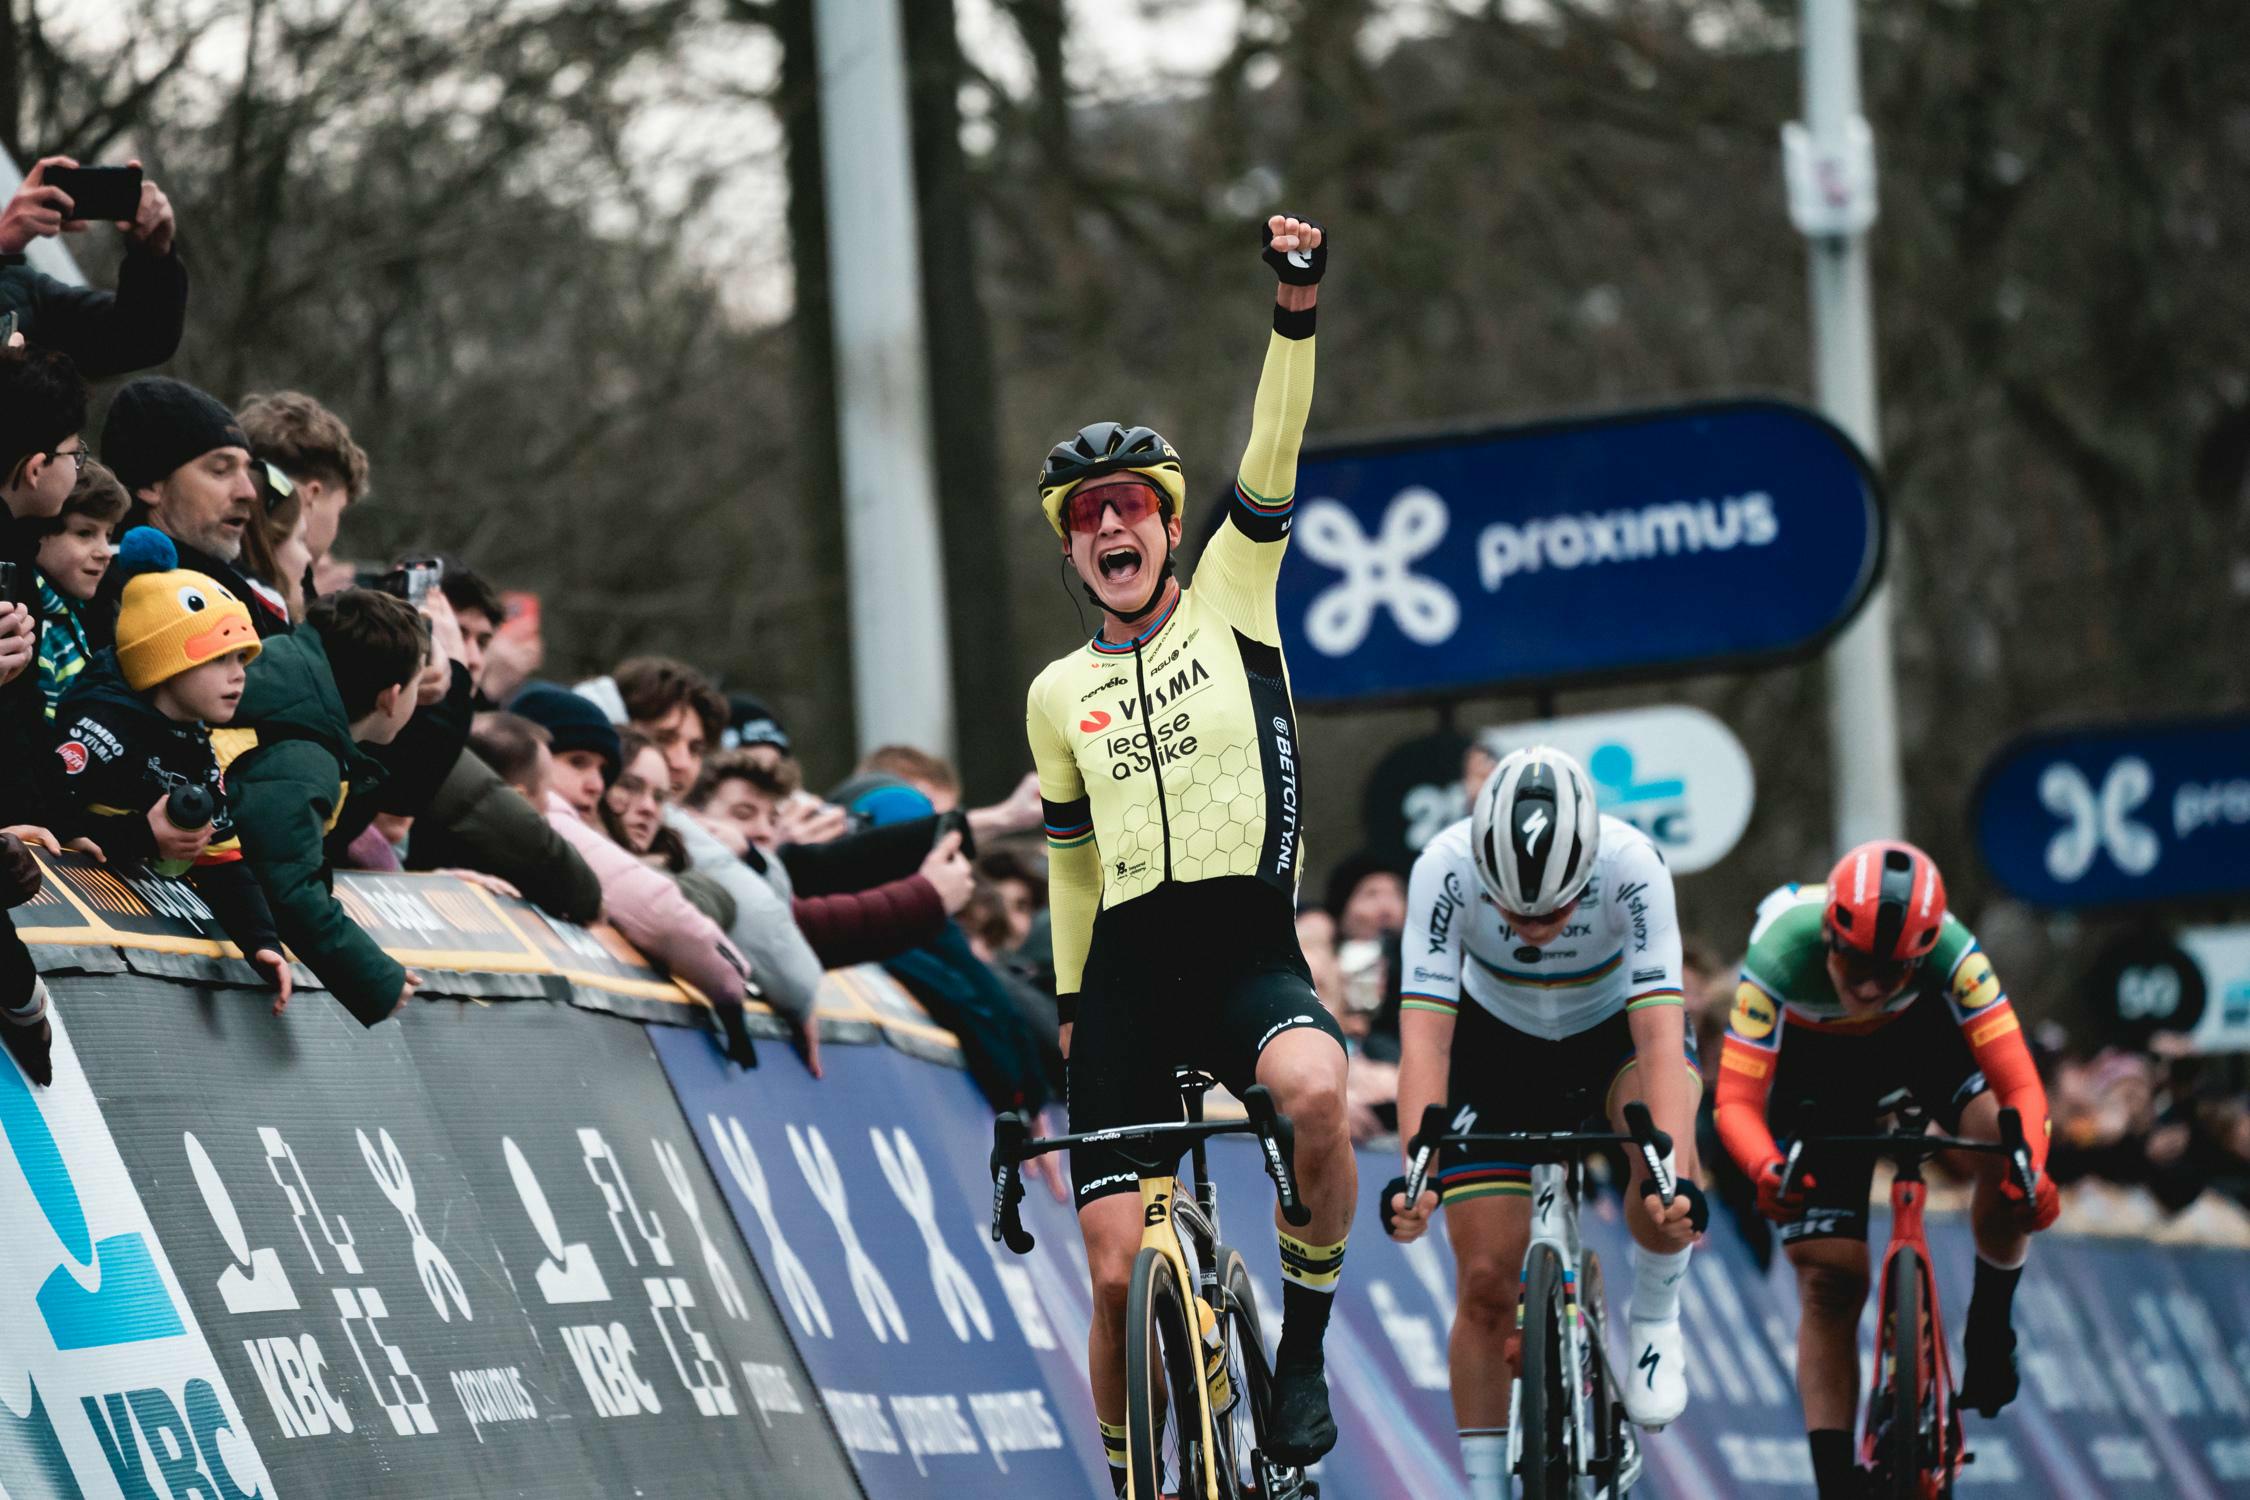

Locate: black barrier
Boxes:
[45,974,861,1499]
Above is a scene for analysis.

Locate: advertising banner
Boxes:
[1272,400,1882,704]
[1476,705,1756,873]
[1974,714,2250,909]
[28,973,859,1499]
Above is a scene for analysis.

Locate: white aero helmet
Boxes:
[1470,745,1600,916]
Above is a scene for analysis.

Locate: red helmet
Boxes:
[1824,840,1946,966]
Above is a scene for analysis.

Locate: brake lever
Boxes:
[1242,1085,1311,1228]
[1623,1101,1677,1206]
[1997,1106,2036,1200]
[989,1112,1036,1254]
[1401,1102,1450,1214]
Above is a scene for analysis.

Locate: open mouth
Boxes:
[1097,546,1143,585]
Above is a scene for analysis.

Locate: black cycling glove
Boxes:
[1262,217,1327,285]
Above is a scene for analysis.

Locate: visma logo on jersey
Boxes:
[0,1013,273,1499]
[1274,400,1881,704]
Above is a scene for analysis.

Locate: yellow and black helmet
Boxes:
[1036,421,1188,536]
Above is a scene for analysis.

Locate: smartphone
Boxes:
[381,558,443,606]
[0,310,17,345]
[496,590,542,642]
[44,165,143,223]
[0,561,18,608]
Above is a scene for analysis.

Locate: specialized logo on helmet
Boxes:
[1520,807,1550,857]
[1730,982,1777,1040]
[1295,488,1459,655]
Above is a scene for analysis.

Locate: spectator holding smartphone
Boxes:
[0,156,184,379]
[33,458,127,716]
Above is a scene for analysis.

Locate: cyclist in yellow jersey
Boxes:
[1026,214,1353,1489]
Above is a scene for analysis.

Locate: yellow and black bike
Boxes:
[991,1072,1318,1500]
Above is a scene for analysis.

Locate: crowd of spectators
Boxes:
[0,155,1062,1112]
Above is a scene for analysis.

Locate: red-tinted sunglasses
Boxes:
[1063,482,1165,535]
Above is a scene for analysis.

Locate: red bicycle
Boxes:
[1780,1102,2036,1499]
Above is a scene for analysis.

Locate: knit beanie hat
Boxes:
[101,377,251,497]
[112,529,262,691]
[510,683,623,785]
[722,693,792,755]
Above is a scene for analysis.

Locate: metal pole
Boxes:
[813,0,955,758]
[1786,0,1904,850]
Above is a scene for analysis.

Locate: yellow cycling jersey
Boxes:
[1026,321,1315,997]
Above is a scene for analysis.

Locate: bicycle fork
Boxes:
[1138,1175,1229,1500]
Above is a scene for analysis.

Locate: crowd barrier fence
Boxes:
[3,856,2247,1498]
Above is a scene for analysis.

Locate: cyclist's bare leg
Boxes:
[1256,1028,1357,1248]
[1444,1192,1530,1432]
[1253,1026,1355,1463]
[1608,1059,1704,1254]
[1785,1235,1869,1432]
[1945,1090,2030,1415]
[1078,1191,1145,1426]
[1942,1091,2029,1266]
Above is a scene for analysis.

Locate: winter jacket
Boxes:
[885,923,1052,1114]
[348,664,475,841]
[0,246,187,380]
[544,793,750,1008]
[220,625,404,1024]
[664,808,822,1027]
[0,509,58,827]
[404,750,602,925]
[34,573,92,720]
[49,652,280,957]
[779,811,967,898]
[791,873,947,968]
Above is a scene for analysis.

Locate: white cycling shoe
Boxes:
[1620,1315,1688,1430]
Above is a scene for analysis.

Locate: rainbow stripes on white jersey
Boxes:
[1402,814,1685,1040]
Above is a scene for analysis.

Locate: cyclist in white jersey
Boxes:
[1383,746,1705,1500]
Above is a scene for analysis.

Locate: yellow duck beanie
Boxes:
[113,529,262,691]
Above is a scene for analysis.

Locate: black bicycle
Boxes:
[992,1073,1316,1500]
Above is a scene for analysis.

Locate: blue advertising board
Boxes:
[1974,714,2250,909]
[1266,400,1883,703]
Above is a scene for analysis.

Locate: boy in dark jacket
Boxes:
[34,459,129,717]
[51,530,289,1006]
[225,588,426,1026]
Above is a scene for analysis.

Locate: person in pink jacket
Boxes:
[470,699,758,1064]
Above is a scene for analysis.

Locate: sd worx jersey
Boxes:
[1027,322,1315,1001]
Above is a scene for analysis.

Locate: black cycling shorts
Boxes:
[1767,994,1988,1245]
[1066,876,1346,1209]
[1436,1003,1700,1207]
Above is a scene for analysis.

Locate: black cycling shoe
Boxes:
[1957,1319,2020,1418]
[1263,1358,1338,1467]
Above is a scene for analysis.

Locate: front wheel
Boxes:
[1877,1247,1925,1500]
[1127,1246,1209,1500]
[1518,1243,1574,1500]
[1214,1246,1272,1497]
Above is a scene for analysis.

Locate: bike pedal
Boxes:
[1254,1452,1311,1500]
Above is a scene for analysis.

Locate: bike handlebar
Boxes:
[1779,1106,2036,1202]
[1401,1102,1672,1216]
[987,1085,1310,1255]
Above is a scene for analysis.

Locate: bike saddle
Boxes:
[1174,1068,1221,1100]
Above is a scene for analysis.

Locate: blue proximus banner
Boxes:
[654,1027,2250,1498]
[1974,713,2250,910]
[1269,400,1882,704]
